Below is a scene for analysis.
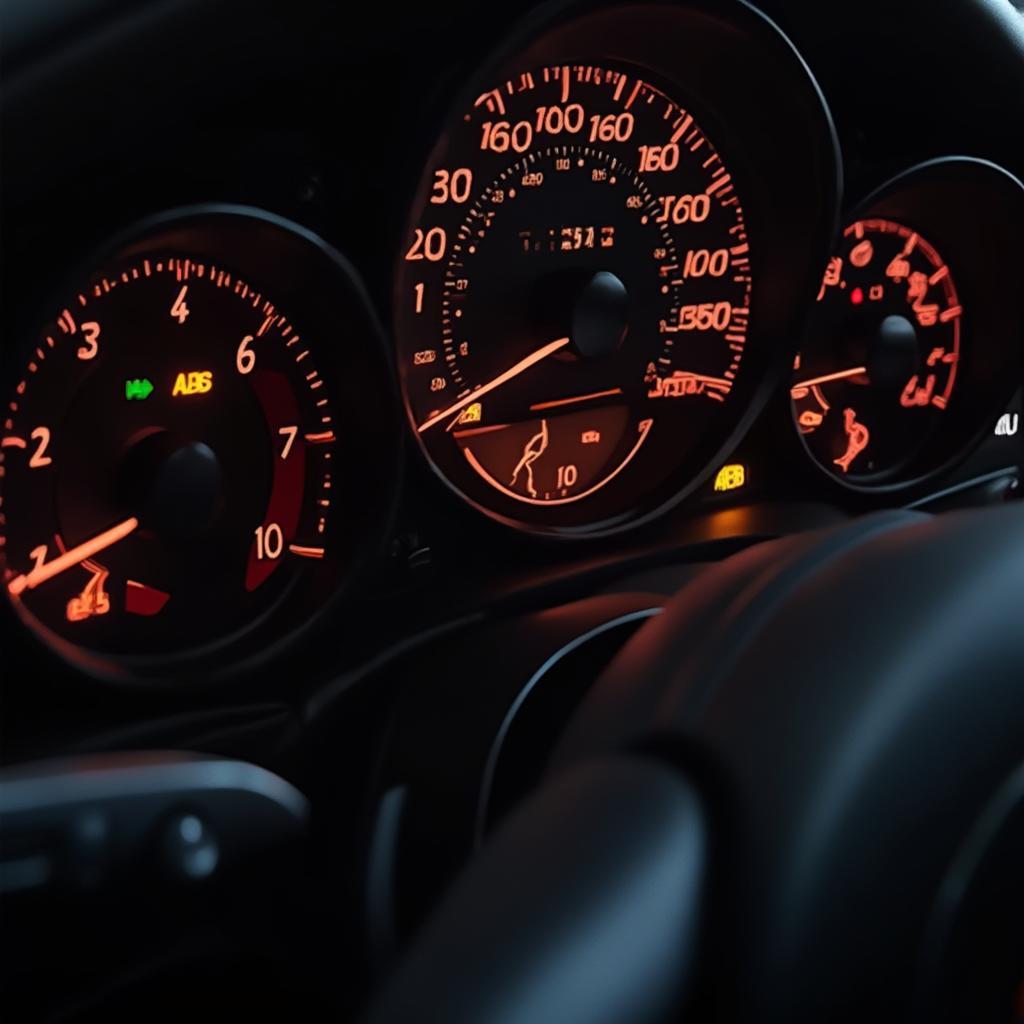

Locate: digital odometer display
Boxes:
[395,62,754,533]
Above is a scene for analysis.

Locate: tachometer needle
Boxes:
[7,517,139,597]
[417,337,571,433]
[791,366,868,392]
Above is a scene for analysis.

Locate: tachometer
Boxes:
[0,208,398,680]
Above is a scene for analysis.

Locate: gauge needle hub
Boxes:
[417,337,571,434]
[7,517,139,597]
[791,366,868,392]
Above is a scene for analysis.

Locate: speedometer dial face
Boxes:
[791,219,962,483]
[0,209,397,679]
[395,63,753,533]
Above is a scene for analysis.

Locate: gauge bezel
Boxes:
[792,157,1024,495]
[0,204,402,686]
[393,0,842,538]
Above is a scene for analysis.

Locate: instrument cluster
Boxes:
[1,1,1022,686]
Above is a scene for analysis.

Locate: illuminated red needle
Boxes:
[7,517,139,597]
[417,337,571,433]
[791,366,869,392]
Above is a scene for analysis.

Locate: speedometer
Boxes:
[397,66,750,531]
[394,4,841,535]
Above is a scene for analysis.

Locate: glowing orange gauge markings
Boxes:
[417,337,571,434]
[396,59,753,529]
[462,418,654,506]
[289,544,325,559]
[646,372,732,400]
[833,408,870,474]
[66,564,111,622]
[7,517,138,597]
[793,217,961,481]
[0,243,347,668]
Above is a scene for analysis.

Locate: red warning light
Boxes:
[850,286,865,306]
[125,580,170,616]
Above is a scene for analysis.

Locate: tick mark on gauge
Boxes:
[289,544,325,559]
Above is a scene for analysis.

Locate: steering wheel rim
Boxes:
[362,505,1024,1022]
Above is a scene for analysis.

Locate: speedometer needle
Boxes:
[7,517,139,597]
[417,337,571,433]
[791,366,868,392]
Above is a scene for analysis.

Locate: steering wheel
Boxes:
[362,505,1024,1022]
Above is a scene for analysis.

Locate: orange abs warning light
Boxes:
[171,369,213,396]
[713,464,747,493]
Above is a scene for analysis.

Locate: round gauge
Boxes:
[791,219,962,483]
[393,3,840,535]
[0,208,398,680]
[396,66,750,530]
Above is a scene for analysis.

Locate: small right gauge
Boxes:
[791,157,1024,489]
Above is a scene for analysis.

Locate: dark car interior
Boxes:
[1,1,1023,1020]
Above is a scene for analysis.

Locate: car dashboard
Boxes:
[1,0,1023,1018]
